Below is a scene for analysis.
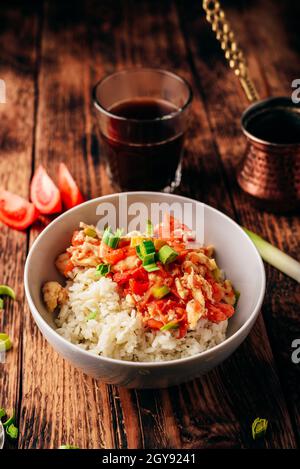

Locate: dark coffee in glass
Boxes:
[93,69,192,192]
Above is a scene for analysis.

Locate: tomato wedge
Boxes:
[30,165,62,214]
[58,163,84,210]
[0,190,39,230]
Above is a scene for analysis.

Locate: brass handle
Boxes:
[202,0,259,102]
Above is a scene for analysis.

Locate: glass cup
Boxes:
[93,68,193,192]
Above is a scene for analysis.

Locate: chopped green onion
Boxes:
[59,444,80,449]
[252,417,268,440]
[152,285,170,299]
[139,240,155,258]
[244,228,300,283]
[0,333,12,351]
[0,298,3,309]
[6,423,18,439]
[136,244,142,259]
[146,219,154,237]
[83,226,97,238]
[142,252,156,265]
[143,262,160,272]
[0,285,16,300]
[96,263,110,276]
[3,413,15,429]
[86,310,97,321]
[0,408,6,419]
[158,245,178,264]
[160,321,179,331]
[102,227,122,249]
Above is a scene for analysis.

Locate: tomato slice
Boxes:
[0,190,39,230]
[129,279,149,296]
[147,318,164,330]
[206,302,235,323]
[58,163,85,210]
[30,165,62,214]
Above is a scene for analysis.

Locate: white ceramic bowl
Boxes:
[24,192,265,388]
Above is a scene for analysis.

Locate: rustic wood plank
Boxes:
[0,1,40,448]
[14,0,299,450]
[121,0,297,448]
[19,0,117,449]
[176,0,300,446]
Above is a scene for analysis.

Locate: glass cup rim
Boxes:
[93,67,193,123]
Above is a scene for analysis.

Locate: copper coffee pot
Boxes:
[203,1,300,212]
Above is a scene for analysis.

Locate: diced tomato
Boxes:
[63,260,75,275]
[206,302,235,323]
[129,279,149,296]
[58,163,85,210]
[104,247,127,265]
[147,318,164,330]
[30,165,62,214]
[211,282,224,302]
[0,190,39,231]
[131,266,148,281]
[178,321,188,338]
[113,266,148,285]
[71,230,85,246]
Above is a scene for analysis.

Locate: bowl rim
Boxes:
[24,192,266,368]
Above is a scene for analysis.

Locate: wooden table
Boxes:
[0,0,299,450]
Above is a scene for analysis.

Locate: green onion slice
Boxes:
[160,321,179,331]
[152,285,170,299]
[3,413,15,429]
[0,298,4,310]
[143,262,160,272]
[0,408,6,419]
[0,285,16,300]
[252,417,268,440]
[86,310,97,321]
[83,226,97,238]
[139,240,155,257]
[0,333,12,352]
[102,227,122,249]
[96,263,110,276]
[244,228,300,283]
[6,423,18,439]
[158,245,178,264]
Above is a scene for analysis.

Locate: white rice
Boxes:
[55,268,228,362]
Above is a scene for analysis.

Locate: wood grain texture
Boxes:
[176,0,300,444]
[0,0,299,449]
[0,1,40,448]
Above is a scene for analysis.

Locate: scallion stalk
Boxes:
[102,227,122,249]
[158,245,178,264]
[160,321,179,331]
[252,417,268,440]
[95,263,110,276]
[0,333,12,351]
[244,228,300,283]
[152,285,170,299]
[6,424,18,439]
[0,285,16,300]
